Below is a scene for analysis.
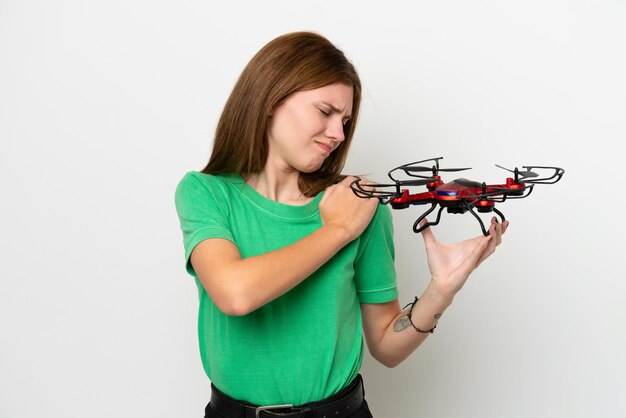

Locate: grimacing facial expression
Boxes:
[266,83,353,173]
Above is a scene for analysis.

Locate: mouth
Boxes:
[315,141,333,154]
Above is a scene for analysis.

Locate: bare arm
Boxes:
[361,281,453,368]
[362,217,508,367]
[190,176,378,316]
[192,225,351,316]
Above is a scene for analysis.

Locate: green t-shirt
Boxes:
[174,172,398,406]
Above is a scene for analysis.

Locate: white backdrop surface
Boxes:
[1,1,625,417]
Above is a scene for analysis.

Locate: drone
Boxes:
[350,157,564,236]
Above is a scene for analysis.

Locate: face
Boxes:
[266,82,354,174]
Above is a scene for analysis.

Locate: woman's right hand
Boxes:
[319,176,378,241]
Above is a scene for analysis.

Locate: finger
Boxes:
[354,177,378,196]
[465,233,493,269]
[342,176,358,186]
[489,220,500,249]
[360,181,377,192]
[320,184,339,205]
[480,222,497,258]
[478,228,501,266]
[419,219,437,246]
[327,183,340,194]
[492,217,503,246]
[477,222,499,265]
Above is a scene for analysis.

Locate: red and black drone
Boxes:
[350,157,564,236]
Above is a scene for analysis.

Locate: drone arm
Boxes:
[501,184,534,199]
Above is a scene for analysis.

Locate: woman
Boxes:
[175,31,507,418]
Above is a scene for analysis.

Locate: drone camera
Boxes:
[447,207,466,215]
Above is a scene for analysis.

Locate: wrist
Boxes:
[402,283,451,336]
[423,279,455,309]
[320,223,354,245]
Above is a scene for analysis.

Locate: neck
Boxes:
[246,165,311,205]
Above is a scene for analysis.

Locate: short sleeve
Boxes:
[353,204,398,304]
[174,172,234,277]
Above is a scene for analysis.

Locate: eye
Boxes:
[318,108,330,116]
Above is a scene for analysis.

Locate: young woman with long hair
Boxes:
[175,31,507,418]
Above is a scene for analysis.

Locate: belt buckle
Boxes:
[255,403,295,417]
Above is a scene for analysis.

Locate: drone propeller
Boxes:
[391,179,435,187]
[496,164,565,184]
[404,166,473,173]
[495,164,539,179]
[391,157,472,180]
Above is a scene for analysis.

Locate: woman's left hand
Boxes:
[420,217,509,299]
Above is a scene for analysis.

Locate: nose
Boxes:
[325,118,346,143]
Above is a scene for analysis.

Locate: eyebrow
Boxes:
[320,101,351,120]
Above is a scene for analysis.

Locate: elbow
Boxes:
[371,351,405,369]
[212,284,258,317]
[214,293,255,317]
[216,301,250,317]
[380,357,403,369]
[197,273,257,317]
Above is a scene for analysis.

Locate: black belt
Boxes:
[207,375,365,418]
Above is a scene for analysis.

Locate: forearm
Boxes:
[367,217,506,367]
[372,280,454,368]
[225,224,352,315]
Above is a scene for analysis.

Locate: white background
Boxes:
[1,1,625,417]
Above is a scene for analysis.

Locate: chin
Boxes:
[298,166,322,174]
[295,157,327,174]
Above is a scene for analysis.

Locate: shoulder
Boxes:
[370,202,393,226]
[175,172,244,213]
[356,202,394,248]
[177,171,240,187]
[176,171,243,195]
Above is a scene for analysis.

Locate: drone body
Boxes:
[351,157,564,236]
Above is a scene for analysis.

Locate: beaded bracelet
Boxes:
[402,296,438,334]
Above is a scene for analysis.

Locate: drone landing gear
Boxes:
[413,203,445,234]
[467,204,505,236]
[412,203,505,236]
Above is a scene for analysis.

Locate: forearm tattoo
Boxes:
[393,310,412,332]
[393,307,442,333]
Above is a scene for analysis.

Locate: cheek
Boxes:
[272,109,307,139]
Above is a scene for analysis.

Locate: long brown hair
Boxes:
[202,31,362,197]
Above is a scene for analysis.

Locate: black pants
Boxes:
[204,400,373,418]
[204,376,374,418]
